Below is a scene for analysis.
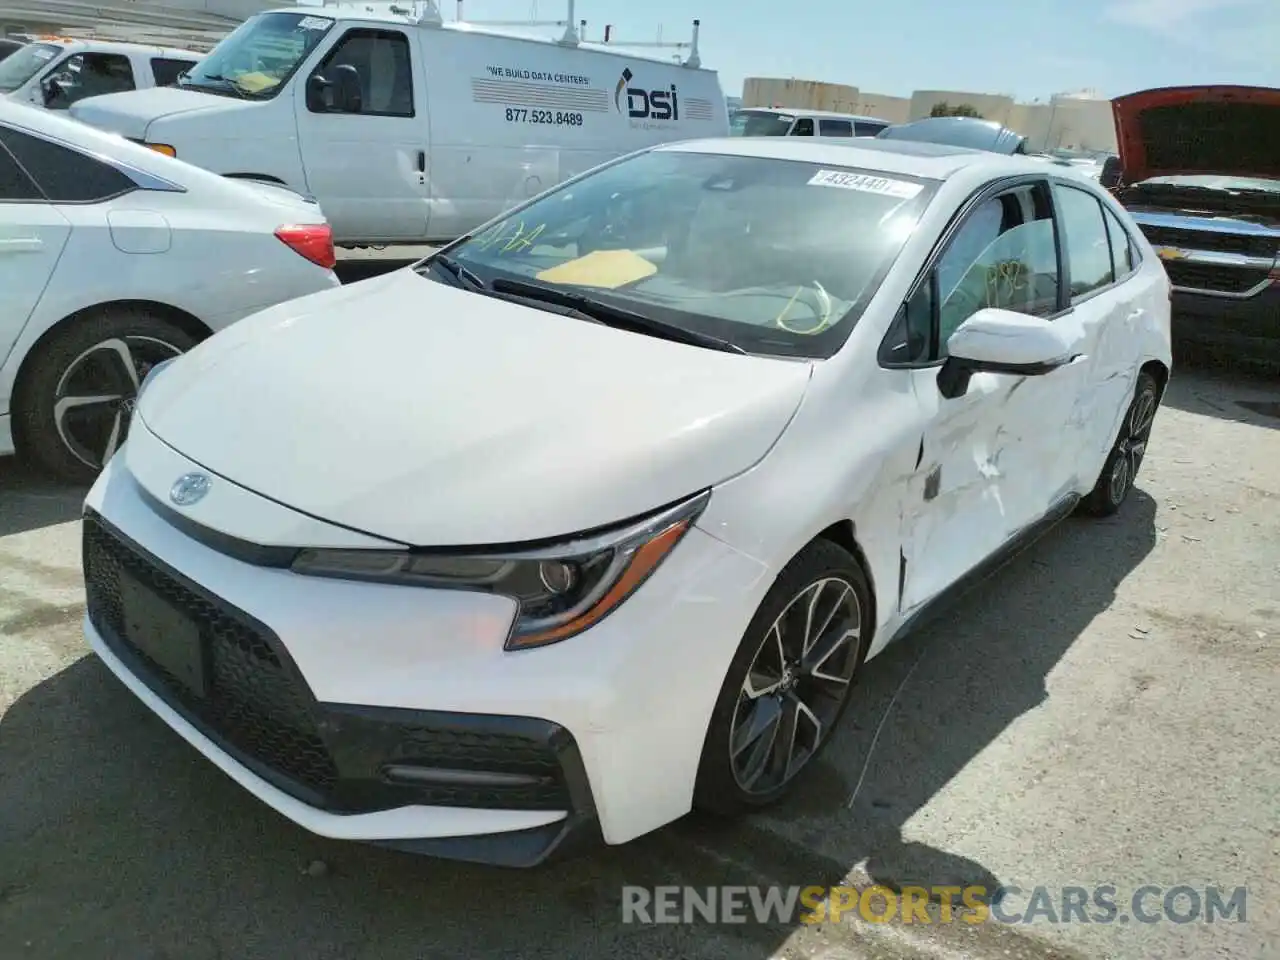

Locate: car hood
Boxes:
[69,86,246,140]
[137,269,813,547]
[1111,85,1280,183]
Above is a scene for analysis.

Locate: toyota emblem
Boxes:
[169,472,211,507]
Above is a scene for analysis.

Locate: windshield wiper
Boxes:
[195,74,250,98]
[429,253,486,289]
[490,277,745,354]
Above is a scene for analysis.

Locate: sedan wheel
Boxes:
[16,308,200,484]
[695,539,871,815]
[1081,369,1161,517]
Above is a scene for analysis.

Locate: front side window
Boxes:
[1053,183,1114,300]
[791,118,815,136]
[819,118,853,137]
[0,42,58,93]
[935,184,1060,350]
[729,110,796,137]
[43,53,136,108]
[310,29,413,116]
[436,149,938,359]
[0,127,135,203]
[181,11,334,99]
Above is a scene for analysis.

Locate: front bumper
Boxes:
[1171,282,1280,361]
[82,423,770,864]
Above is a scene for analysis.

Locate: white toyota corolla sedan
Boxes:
[0,99,338,482]
[81,136,1172,867]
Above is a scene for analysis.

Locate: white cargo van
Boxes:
[69,0,728,245]
[0,38,202,111]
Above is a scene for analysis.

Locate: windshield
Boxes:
[1136,174,1280,194]
[730,110,796,137]
[435,148,936,359]
[181,11,334,98]
[0,42,59,93]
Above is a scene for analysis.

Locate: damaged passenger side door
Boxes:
[889,178,1080,615]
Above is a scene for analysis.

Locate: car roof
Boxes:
[736,107,890,123]
[659,135,1054,181]
[22,36,202,57]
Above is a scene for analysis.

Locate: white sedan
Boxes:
[81,136,1171,867]
[0,99,339,481]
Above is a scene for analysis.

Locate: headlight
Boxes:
[290,490,710,650]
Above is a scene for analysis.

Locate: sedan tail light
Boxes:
[275,224,336,271]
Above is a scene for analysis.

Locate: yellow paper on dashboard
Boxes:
[235,72,277,94]
[535,249,657,289]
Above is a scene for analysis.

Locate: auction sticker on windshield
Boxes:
[807,170,922,198]
[297,16,331,29]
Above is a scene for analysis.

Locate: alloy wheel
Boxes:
[729,576,862,794]
[52,335,184,471]
[1109,382,1158,504]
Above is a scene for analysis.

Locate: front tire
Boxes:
[693,538,871,817]
[15,308,199,484]
[1079,369,1160,517]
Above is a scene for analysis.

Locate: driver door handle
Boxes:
[416,150,426,172]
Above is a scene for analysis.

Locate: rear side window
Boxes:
[152,57,196,86]
[1053,183,1114,300]
[0,137,41,201]
[818,118,853,137]
[790,117,814,136]
[0,127,135,203]
[854,120,887,137]
[1102,206,1136,281]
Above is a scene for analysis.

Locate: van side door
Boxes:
[294,25,429,243]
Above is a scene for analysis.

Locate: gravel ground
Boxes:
[1,329,1276,959]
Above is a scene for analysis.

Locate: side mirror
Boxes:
[937,308,1076,399]
[1099,156,1122,189]
[40,77,62,106]
[306,72,333,112]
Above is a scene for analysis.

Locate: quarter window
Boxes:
[312,29,413,116]
[1102,206,1136,281]
[0,138,41,201]
[818,118,853,137]
[0,128,135,203]
[151,57,197,87]
[1053,183,1114,300]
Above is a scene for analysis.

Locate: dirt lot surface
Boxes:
[1,351,1276,960]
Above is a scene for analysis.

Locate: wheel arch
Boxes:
[1140,358,1170,403]
[812,519,879,640]
[11,299,212,417]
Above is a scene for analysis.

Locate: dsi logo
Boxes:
[614,67,679,121]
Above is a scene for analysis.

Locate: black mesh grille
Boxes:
[83,513,340,799]
[83,511,579,814]
[1164,260,1273,294]
[1138,224,1279,260]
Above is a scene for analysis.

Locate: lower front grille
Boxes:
[83,511,340,800]
[83,510,581,814]
[1163,261,1272,295]
[1140,224,1279,260]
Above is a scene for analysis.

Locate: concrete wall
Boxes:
[742,77,861,113]
[742,77,1117,153]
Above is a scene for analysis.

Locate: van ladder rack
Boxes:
[451,0,701,66]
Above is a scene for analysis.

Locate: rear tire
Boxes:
[693,538,871,817]
[1079,370,1160,517]
[15,308,199,484]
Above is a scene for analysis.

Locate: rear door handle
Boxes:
[416,150,426,172]
[0,237,43,253]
